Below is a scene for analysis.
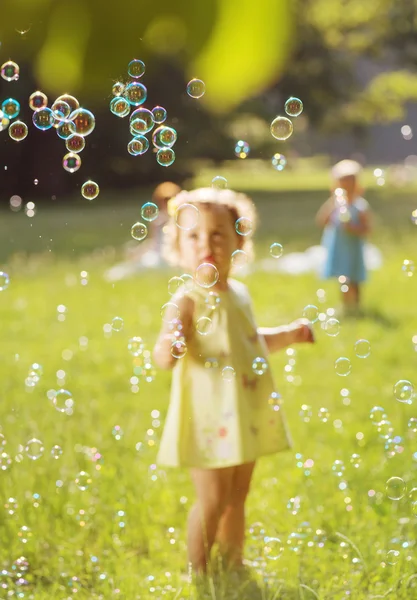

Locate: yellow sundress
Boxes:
[157,278,292,469]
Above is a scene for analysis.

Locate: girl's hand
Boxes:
[289,319,315,344]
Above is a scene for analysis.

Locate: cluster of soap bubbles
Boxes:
[109,60,177,167]
[270,96,303,143]
[0,61,99,200]
[25,363,43,390]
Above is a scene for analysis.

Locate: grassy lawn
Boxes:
[0,164,416,598]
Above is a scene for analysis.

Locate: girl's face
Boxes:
[336,175,358,202]
[177,203,242,285]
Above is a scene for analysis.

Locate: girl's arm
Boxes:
[153,294,194,370]
[343,210,371,237]
[258,319,314,354]
[315,198,335,227]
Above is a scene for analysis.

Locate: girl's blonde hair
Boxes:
[162,187,258,268]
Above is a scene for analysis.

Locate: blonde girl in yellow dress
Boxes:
[153,187,314,575]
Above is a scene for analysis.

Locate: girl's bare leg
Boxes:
[216,461,256,568]
[188,466,234,573]
[342,282,360,312]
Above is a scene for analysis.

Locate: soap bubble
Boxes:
[386,476,406,500]
[393,379,414,403]
[9,120,28,141]
[128,136,149,156]
[252,357,268,375]
[0,272,10,291]
[285,97,303,117]
[350,453,362,468]
[196,317,213,336]
[56,121,76,140]
[69,108,96,136]
[222,366,236,382]
[408,417,417,433]
[51,445,63,459]
[268,391,282,411]
[63,153,81,173]
[75,471,92,491]
[1,60,19,81]
[152,106,167,124]
[124,82,147,106]
[318,407,330,422]
[270,116,293,141]
[300,404,312,422]
[402,259,414,277]
[130,107,154,134]
[325,317,340,336]
[131,222,148,241]
[2,98,20,119]
[111,317,124,331]
[156,148,175,167]
[303,304,319,323]
[354,338,371,358]
[141,202,159,222]
[263,537,284,560]
[212,176,228,189]
[270,242,283,258]
[25,438,44,460]
[51,100,71,123]
[0,110,10,132]
[235,217,252,236]
[171,340,187,359]
[187,78,205,98]
[33,107,55,130]
[234,140,250,159]
[271,153,287,171]
[175,203,199,230]
[152,125,177,148]
[127,59,145,78]
[332,459,345,477]
[81,180,99,200]
[370,406,387,425]
[29,91,48,111]
[231,249,248,270]
[112,82,125,96]
[65,134,85,153]
[195,263,219,288]
[335,357,351,376]
[128,337,145,356]
[52,389,73,413]
[109,96,130,118]
[55,94,79,112]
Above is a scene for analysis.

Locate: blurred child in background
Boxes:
[316,160,372,315]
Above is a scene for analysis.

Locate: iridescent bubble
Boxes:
[408,417,417,433]
[393,379,414,403]
[196,316,213,336]
[4,497,18,515]
[55,94,79,112]
[268,391,282,411]
[285,97,303,117]
[161,302,180,323]
[156,148,175,167]
[171,340,187,359]
[128,136,149,156]
[299,404,312,422]
[332,459,345,477]
[70,108,96,136]
[370,406,386,425]
[386,476,406,500]
[252,357,268,375]
[350,453,362,468]
[131,222,148,241]
[29,91,48,111]
[0,110,10,132]
[167,276,184,296]
[386,549,401,565]
[65,134,85,153]
[51,99,71,121]
[0,451,12,470]
[111,316,124,332]
[325,317,340,336]
[81,180,100,200]
[124,82,147,106]
[231,249,248,270]
[8,121,28,141]
[263,537,284,560]
[335,357,351,376]
[271,153,287,171]
[222,366,236,382]
[56,121,76,140]
[270,116,293,141]
[63,152,81,173]
[33,107,55,130]
[378,419,394,440]
[195,262,219,288]
[152,125,177,149]
[51,445,63,459]
[141,202,159,222]
[235,217,252,236]
[130,107,154,134]
[303,304,319,323]
[234,140,250,159]
[175,203,199,230]
[128,337,145,356]
[402,259,414,277]
[152,106,167,124]
[212,176,227,189]
[287,532,304,553]
[18,525,32,543]
[112,82,125,96]
[2,98,20,119]
[1,60,19,81]
[205,291,220,310]
[75,471,92,491]
[318,407,330,422]
[354,339,371,358]
[187,78,205,98]
[109,96,130,118]
[411,209,417,225]
[25,438,44,460]
[52,389,73,413]
[127,59,145,78]
[287,496,301,515]
[270,242,283,258]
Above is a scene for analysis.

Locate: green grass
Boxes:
[0,169,417,599]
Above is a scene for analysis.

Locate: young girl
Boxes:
[316,160,372,315]
[153,187,314,575]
